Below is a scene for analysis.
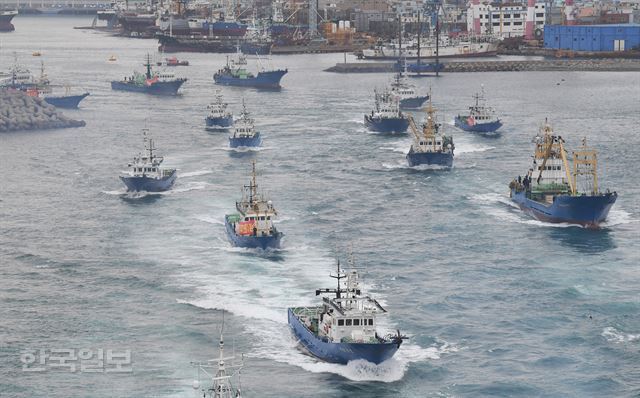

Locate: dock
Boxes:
[325,59,640,73]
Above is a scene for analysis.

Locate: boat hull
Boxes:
[510,188,617,227]
[406,149,453,167]
[399,96,429,109]
[120,171,177,192]
[44,92,89,109]
[110,79,186,96]
[229,132,261,148]
[364,115,409,133]
[205,115,233,130]
[214,70,287,89]
[240,42,273,55]
[287,308,400,365]
[454,116,502,133]
[224,215,282,249]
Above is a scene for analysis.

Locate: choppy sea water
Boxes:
[1,16,639,397]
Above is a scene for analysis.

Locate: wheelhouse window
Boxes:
[354,319,360,326]
[346,319,352,326]
[368,319,374,326]
[338,319,344,326]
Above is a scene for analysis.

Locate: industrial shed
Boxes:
[544,24,640,52]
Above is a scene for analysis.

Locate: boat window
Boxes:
[260,216,265,220]
[338,319,344,326]
[354,319,360,326]
[267,216,271,220]
[346,319,352,326]
[369,319,374,326]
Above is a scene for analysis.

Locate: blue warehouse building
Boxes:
[544,24,640,52]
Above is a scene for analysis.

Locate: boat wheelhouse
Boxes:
[406,96,454,167]
[224,161,282,249]
[509,120,617,227]
[119,128,177,192]
[288,259,405,364]
[454,86,502,133]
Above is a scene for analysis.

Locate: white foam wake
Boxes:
[180,169,213,178]
[602,327,640,344]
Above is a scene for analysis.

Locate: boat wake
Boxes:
[219,146,272,153]
[601,326,639,344]
[180,169,213,178]
[101,181,207,198]
[600,209,636,227]
[454,141,495,155]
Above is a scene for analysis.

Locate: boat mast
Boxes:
[145,53,152,79]
[416,11,421,75]
[572,137,598,195]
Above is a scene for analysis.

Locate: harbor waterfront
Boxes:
[1,16,639,398]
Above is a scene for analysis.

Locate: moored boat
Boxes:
[406,96,454,167]
[205,90,233,130]
[224,161,283,249]
[364,88,409,133]
[111,54,187,96]
[120,129,177,192]
[509,120,617,227]
[228,101,261,148]
[454,86,502,133]
[288,258,405,364]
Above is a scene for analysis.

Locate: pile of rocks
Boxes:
[0,89,86,132]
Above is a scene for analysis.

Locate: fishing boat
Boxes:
[224,161,283,250]
[41,86,90,109]
[206,90,233,130]
[509,120,617,227]
[228,101,261,148]
[120,129,177,192]
[213,51,287,89]
[454,87,502,133]
[364,88,409,133]
[191,312,244,398]
[111,54,187,96]
[108,55,117,62]
[389,70,428,110]
[406,96,454,167]
[157,56,189,66]
[0,10,18,32]
[288,258,405,364]
[362,35,499,60]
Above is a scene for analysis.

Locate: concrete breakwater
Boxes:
[0,89,86,133]
[325,58,640,73]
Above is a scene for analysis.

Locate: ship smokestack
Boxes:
[565,0,575,25]
[524,0,536,40]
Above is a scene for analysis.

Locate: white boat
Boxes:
[362,35,500,60]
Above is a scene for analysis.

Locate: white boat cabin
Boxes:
[371,89,401,119]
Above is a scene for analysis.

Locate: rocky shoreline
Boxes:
[0,89,86,133]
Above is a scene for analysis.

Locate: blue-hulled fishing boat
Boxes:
[205,90,233,130]
[454,86,502,133]
[288,258,405,364]
[229,101,261,148]
[224,161,283,249]
[509,120,617,227]
[111,54,187,96]
[120,129,177,192]
[364,88,409,133]
[406,96,454,167]
[214,51,286,89]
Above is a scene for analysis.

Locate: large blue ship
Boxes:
[111,54,187,96]
[224,161,283,250]
[364,89,409,133]
[509,121,617,227]
[120,129,177,192]
[454,87,502,134]
[228,101,262,148]
[288,260,405,365]
[213,52,287,89]
[205,90,233,131]
[406,97,454,167]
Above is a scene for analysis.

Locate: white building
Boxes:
[467,1,546,38]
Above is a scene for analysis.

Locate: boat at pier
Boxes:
[190,312,244,398]
[389,70,428,109]
[364,88,409,133]
[228,101,261,148]
[120,129,177,192]
[157,34,237,53]
[288,258,405,364]
[454,87,502,133]
[0,10,18,32]
[509,120,617,227]
[206,91,233,130]
[406,97,454,167]
[111,54,187,96]
[214,51,287,89]
[224,161,283,249]
[362,35,498,60]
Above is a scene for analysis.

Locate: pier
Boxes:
[325,59,640,73]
